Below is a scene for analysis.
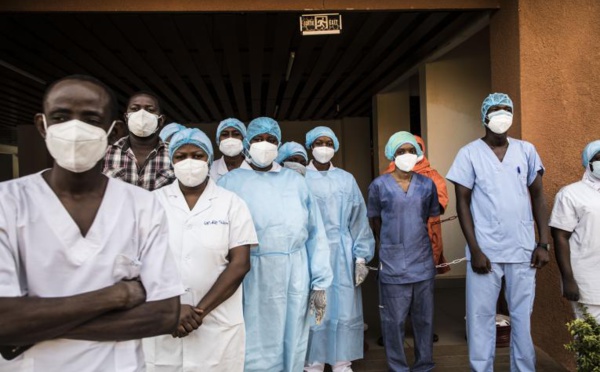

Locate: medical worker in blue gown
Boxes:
[447,93,550,372]
[367,131,440,372]
[210,118,252,183]
[303,126,375,372]
[217,117,333,372]
[275,141,309,176]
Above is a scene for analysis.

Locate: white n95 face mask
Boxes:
[174,159,209,187]
[312,146,335,164]
[486,110,513,134]
[592,161,600,179]
[394,153,419,172]
[248,141,278,168]
[283,161,307,176]
[44,115,115,173]
[127,109,159,137]
[219,138,244,157]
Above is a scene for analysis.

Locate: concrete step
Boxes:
[323,343,568,372]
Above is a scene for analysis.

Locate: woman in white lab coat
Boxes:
[143,127,258,372]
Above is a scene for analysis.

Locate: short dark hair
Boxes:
[127,91,162,113]
[43,75,119,120]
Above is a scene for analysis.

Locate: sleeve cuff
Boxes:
[146,284,186,302]
[548,221,576,233]
[446,177,473,190]
[355,257,366,264]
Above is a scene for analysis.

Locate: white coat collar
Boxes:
[308,160,335,171]
[165,178,218,216]
[215,156,252,176]
[583,168,600,192]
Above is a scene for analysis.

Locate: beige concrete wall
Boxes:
[339,117,373,199]
[489,0,522,137]
[490,0,600,369]
[420,28,491,278]
[372,84,411,175]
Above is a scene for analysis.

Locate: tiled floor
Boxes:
[342,281,569,372]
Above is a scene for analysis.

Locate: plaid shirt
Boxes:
[102,136,175,191]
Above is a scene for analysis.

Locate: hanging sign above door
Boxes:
[300,13,342,35]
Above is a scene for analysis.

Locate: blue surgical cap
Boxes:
[169,128,214,164]
[305,126,340,152]
[159,122,185,142]
[582,140,600,168]
[216,118,247,145]
[481,93,513,123]
[275,141,308,164]
[384,131,422,161]
[244,117,282,149]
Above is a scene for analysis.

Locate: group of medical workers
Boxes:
[0,74,598,372]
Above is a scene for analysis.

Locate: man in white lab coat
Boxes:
[0,75,184,372]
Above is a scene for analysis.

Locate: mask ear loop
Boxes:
[106,120,118,138]
[42,114,48,131]
[152,113,164,135]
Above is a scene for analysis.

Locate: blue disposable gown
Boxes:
[218,166,333,372]
[304,166,375,365]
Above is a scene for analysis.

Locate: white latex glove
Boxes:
[309,290,327,325]
[355,260,369,286]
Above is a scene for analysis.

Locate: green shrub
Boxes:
[565,304,600,372]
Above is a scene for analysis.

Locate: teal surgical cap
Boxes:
[169,128,214,164]
[275,141,308,164]
[244,117,282,149]
[305,126,340,152]
[384,131,422,161]
[582,140,600,168]
[159,122,185,142]
[481,93,513,123]
[216,118,247,145]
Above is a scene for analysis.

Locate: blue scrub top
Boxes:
[446,138,544,263]
[367,173,440,284]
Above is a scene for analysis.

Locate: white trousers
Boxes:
[304,361,352,372]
